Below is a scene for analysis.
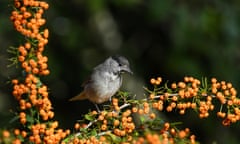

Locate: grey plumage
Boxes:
[69,55,132,106]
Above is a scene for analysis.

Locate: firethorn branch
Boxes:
[5,0,70,143]
[66,76,240,143]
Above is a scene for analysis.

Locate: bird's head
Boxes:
[110,55,133,75]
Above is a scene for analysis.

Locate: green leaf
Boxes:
[106,133,122,143]
[84,114,94,121]
[140,116,145,123]
[26,114,34,123]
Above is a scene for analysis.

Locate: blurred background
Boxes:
[1,0,240,143]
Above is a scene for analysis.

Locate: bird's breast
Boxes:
[93,72,122,100]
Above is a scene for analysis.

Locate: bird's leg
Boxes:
[94,103,101,113]
[109,96,112,103]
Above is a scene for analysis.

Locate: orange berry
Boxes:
[32,68,39,74]
[92,110,98,115]
[179,109,185,115]
[18,55,25,62]
[120,130,126,136]
[114,128,121,136]
[40,63,48,70]
[157,104,163,111]
[43,29,49,38]
[20,117,27,124]
[12,138,21,144]
[14,129,20,136]
[178,90,185,98]
[178,130,186,139]
[221,85,227,90]
[211,78,217,83]
[112,98,118,105]
[21,130,27,138]
[150,78,156,84]
[113,119,120,126]
[40,2,49,9]
[121,117,128,123]
[42,69,50,75]
[211,88,217,94]
[21,61,28,68]
[144,107,149,114]
[155,80,161,85]
[127,117,133,122]
[19,112,26,118]
[217,112,226,118]
[25,66,31,73]
[172,96,178,101]
[101,124,107,131]
[227,83,232,88]
[184,76,189,82]
[51,121,59,128]
[100,136,106,142]
[12,79,19,84]
[35,12,42,19]
[143,102,149,108]
[191,103,197,109]
[29,59,37,67]
[149,93,155,99]
[114,106,120,111]
[170,128,176,135]
[23,11,31,18]
[20,6,27,12]
[170,102,176,108]
[14,1,21,8]
[164,122,170,130]
[123,109,131,117]
[178,82,186,89]
[171,83,177,89]
[2,130,10,138]
[131,107,138,113]
[149,113,156,119]
[166,106,172,112]
[98,115,104,121]
[152,102,159,108]
[138,109,144,115]
[157,77,162,82]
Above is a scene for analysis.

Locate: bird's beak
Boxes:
[121,66,133,74]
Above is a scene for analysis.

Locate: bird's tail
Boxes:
[69,92,87,101]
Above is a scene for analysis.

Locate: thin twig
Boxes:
[74,119,98,137]
[97,130,112,136]
[86,119,98,129]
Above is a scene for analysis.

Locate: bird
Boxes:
[69,55,132,112]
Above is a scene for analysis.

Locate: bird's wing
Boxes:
[69,91,87,101]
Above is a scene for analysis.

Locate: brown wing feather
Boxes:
[69,91,88,101]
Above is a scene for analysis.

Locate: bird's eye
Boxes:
[118,63,123,66]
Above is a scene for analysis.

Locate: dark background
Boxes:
[1,0,240,143]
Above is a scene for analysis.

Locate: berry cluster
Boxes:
[10,0,52,122]
[149,76,240,125]
[10,0,50,75]
[131,123,196,144]
[2,0,70,143]
[67,98,196,144]
[65,76,240,143]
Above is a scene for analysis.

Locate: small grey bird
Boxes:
[69,55,132,111]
